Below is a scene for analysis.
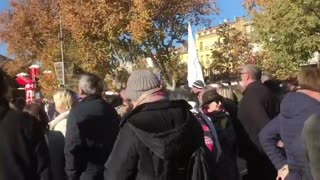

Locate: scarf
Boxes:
[133,88,167,109]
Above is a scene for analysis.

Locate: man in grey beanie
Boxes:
[104,70,205,180]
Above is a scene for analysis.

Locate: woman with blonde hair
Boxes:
[49,89,78,136]
[216,86,238,104]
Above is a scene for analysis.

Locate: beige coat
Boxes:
[49,111,69,136]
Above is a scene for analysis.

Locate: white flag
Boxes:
[187,22,204,87]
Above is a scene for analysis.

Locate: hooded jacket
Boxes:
[260,92,320,175]
[104,100,204,180]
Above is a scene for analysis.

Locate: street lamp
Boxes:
[57,2,65,86]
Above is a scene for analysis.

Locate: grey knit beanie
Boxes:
[126,70,160,101]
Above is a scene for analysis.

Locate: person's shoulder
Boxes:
[1,110,35,130]
[5,110,33,122]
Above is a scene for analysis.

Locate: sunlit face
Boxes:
[192,87,202,94]
[240,70,250,88]
[198,90,205,101]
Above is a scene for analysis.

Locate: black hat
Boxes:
[201,90,224,106]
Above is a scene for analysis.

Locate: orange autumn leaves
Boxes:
[0,0,217,88]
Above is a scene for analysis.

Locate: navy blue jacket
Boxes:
[260,92,320,171]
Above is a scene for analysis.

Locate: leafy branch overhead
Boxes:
[211,22,252,78]
[246,0,320,79]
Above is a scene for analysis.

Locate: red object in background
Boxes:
[25,83,36,103]
[15,64,41,103]
[29,65,40,82]
[16,76,33,85]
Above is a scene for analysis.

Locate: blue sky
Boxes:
[0,0,9,56]
[0,0,246,56]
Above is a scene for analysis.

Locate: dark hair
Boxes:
[0,68,8,98]
[23,103,49,132]
[11,97,26,111]
[104,95,123,108]
[201,89,225,107]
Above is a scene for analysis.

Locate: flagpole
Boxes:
[187,22,204,87]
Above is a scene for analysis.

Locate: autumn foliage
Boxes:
[0,0,218,88]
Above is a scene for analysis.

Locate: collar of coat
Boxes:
[49,110,70,130]
[243,81,263,95]
[120,100,192,127]
[80,94,102,102]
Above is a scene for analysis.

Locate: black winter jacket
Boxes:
[237,81,279,180]
[104,100,204,180]
[64,95,119,180]
[208,112,238,180]
[0,100,51,180]
[238,81,280,150]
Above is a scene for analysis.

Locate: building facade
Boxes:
[180,17,254,77]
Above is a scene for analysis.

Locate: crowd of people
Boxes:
[0,64,320,180]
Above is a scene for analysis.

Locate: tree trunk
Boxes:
[149,55,172,87]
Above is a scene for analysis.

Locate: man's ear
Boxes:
[79,89,85,97]
[246,74,251,81]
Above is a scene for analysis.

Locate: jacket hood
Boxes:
[280,92,320,118]
[126,100,201,160]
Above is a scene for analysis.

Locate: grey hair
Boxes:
[243,64,262,81]
[79,73,104,96]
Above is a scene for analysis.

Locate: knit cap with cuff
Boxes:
[126,70,160,101]
[192,80,205,89]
